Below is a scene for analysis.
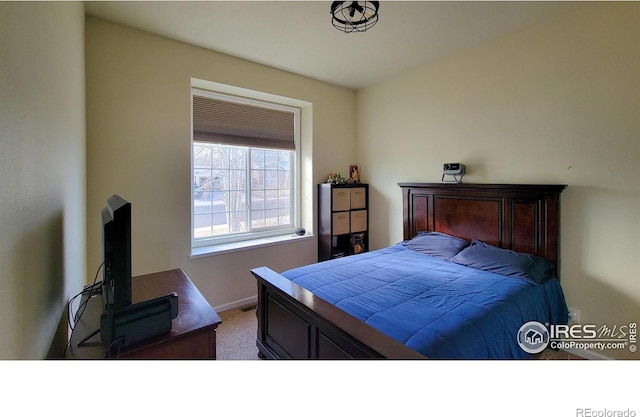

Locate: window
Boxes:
[191,88,300,250]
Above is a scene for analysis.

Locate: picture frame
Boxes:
[349,164,361,183]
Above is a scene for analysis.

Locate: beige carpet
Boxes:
[216,305,261,360]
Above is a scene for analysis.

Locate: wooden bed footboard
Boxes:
[251,266,426,359]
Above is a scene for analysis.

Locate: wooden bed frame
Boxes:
[251,183,567,359]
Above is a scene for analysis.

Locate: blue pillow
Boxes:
[449,239,556,285]
[402,232,469,260]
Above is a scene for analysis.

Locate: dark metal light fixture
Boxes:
[331,1,380,33]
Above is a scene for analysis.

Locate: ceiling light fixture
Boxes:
[331,1,380,33]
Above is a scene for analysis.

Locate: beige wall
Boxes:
[0,2,86,359]
[85,18,356,310]
[1,2,636,360]
[357,3,640,359]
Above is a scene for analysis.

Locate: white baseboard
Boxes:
[213,295,258,313]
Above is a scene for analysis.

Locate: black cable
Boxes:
[76,328,101,347]
[71,261,105,328]
[106,337,125,359]
[63,261,106,357]
[66,281,101,331]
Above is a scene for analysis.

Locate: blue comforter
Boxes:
[282,244,568,359]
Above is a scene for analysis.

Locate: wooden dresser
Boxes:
[66,268,222,359]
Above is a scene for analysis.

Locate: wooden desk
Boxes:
[66,268,222,359]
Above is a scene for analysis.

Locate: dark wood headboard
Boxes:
[398,183,567,266]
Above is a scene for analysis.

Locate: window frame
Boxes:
[190,87,301,251]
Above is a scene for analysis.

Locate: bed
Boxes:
[251,183,568,359]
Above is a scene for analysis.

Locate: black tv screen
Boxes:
[101,194,132,311]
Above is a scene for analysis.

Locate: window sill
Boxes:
[189,233,314,259]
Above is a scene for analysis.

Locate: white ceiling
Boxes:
[84,1,588,90]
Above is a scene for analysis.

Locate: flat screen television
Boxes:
[101,194,132,311]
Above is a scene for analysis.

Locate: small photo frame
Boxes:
[349,165,361,183]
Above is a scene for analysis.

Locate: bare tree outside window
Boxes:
[193,143,293,241]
